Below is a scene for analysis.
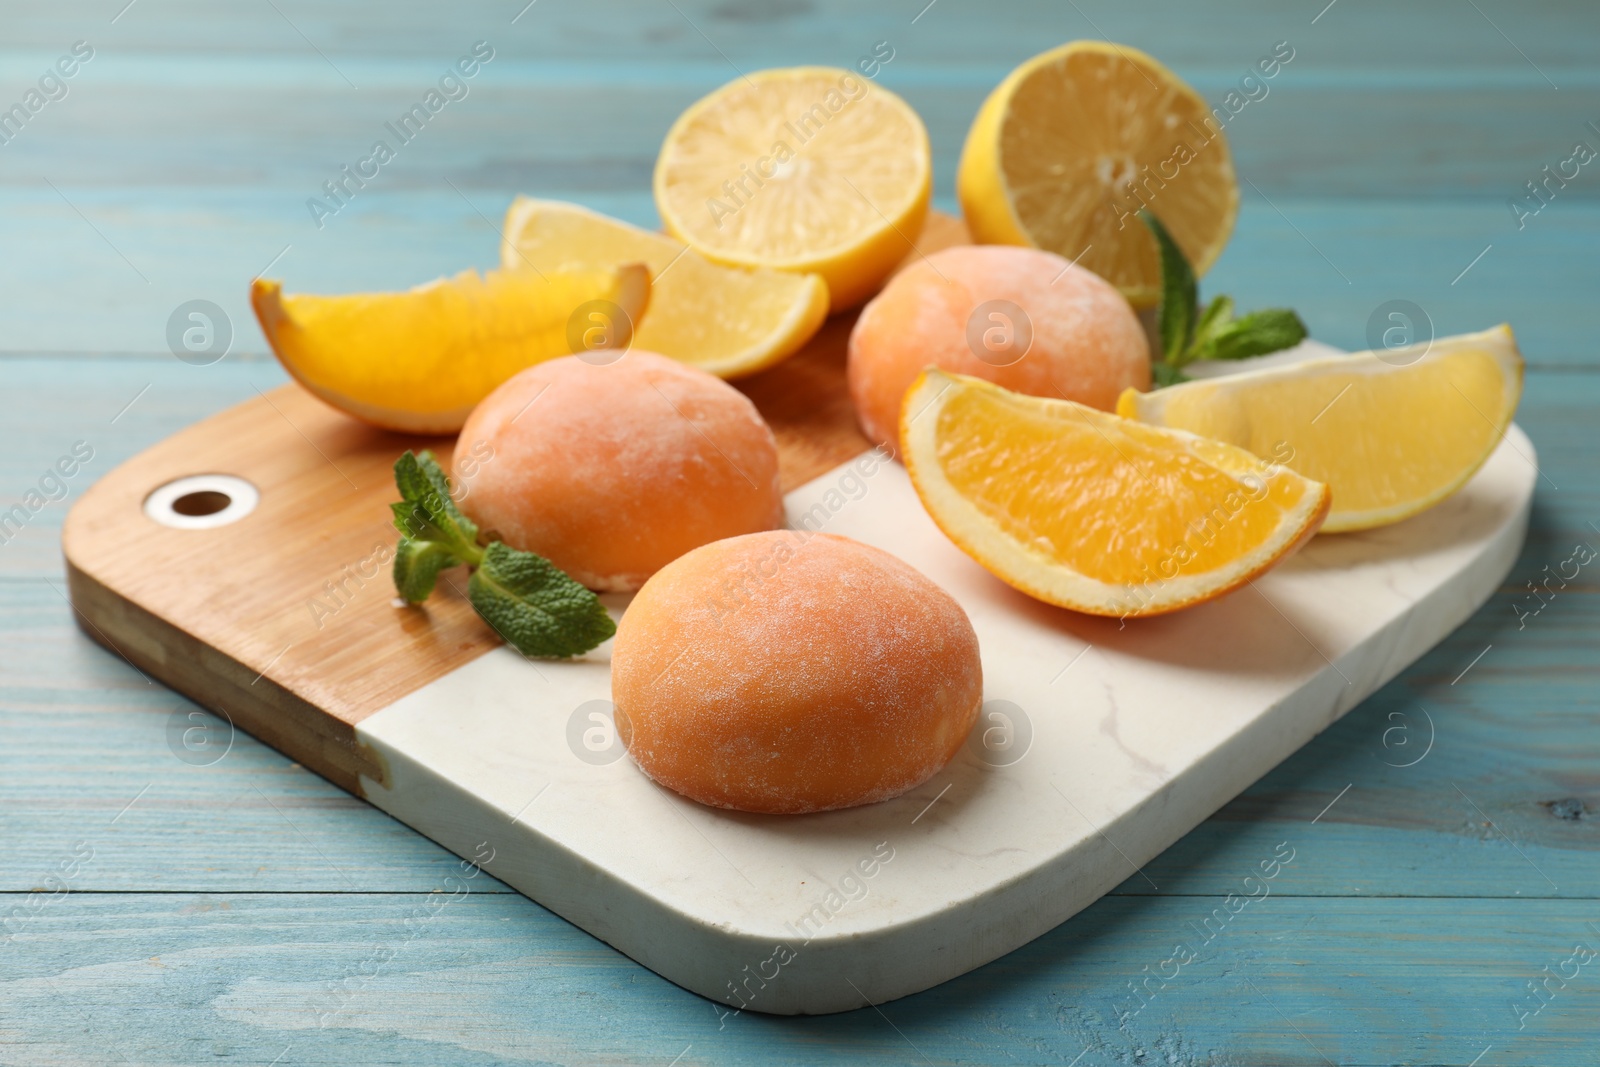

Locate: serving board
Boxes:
[62,247,1535,1015]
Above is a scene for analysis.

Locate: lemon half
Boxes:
[654,66,931,310]
[959,40,1239,307]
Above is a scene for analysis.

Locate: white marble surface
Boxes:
[357,413,1536,1016]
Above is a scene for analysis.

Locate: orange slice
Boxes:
[252,265,648,434]
[958,40,1238,307]
[902,369,1329,617]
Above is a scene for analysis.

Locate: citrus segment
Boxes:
[1117,326,1524,532]
[958,40,1238,307]
[654,66,931,310]
[251,265,648,434]
[903,370,1329,616]
[501,197,827,378]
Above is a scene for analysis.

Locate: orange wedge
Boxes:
[252,265,648,434]
[902,369,1329,617]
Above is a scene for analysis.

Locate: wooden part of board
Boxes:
[62,385,474,794]
[61,212,971,794]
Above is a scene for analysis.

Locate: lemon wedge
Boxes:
[1117,326,1524,531]
[501,197,827,378]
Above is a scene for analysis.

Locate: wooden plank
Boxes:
[3,891,1599,1063]
[1126,592,1600,899]
[2,193,1595,364]
[4,0,1594,217]
[6,0,1597,71]
[0,357,279,579]
[3,63,1594,200]
[2,5,1597,360]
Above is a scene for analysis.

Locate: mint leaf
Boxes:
[391,450,481,564]
[1190,308,1307,362]
[467,542,616,659]
[389,451,608,659]
[1192,294,1235,351]
[393,538,460,604]
[1151,361,1190,387]
[1130,212,1309,388]
[1139,210,1196,366]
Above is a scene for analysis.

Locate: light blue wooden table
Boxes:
[3,2,1597,1063]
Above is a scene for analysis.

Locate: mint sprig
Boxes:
[1146,207,1197,367]
[391,450,480,579]
[1139,210,1308,386]
[1190,308,1308,363]
[390,450,615,659]
[392,537,463,603]
[467,542,617,660]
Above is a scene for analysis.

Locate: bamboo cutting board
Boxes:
[60,218,1536,1013]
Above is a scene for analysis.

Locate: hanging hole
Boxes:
[145,474,259,530]
[171,490,233,517]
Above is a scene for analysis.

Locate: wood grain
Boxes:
[60,382,475,791]
[7,1,1600,361]
[6,0,1600,1061]
[6,892,1600,1065]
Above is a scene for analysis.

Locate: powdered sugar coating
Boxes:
[454,351,784,592]
[612,531,983,814]
[848,244,1150,452]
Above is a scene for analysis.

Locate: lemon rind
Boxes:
[1117,325,1524,532]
